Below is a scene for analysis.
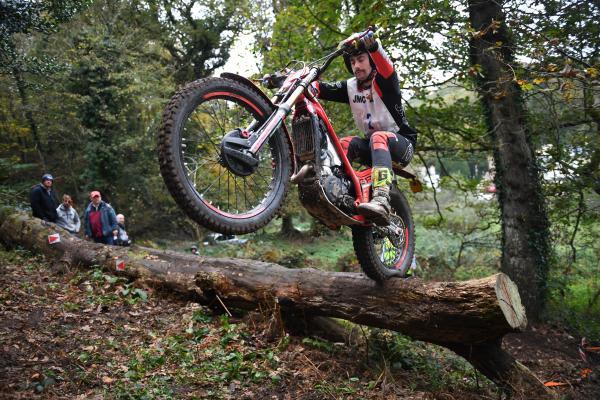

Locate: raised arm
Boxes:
[312,81,349,103]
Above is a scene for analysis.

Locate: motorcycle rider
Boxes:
[314,32,417,225]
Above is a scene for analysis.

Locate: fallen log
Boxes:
[0,208,551,398]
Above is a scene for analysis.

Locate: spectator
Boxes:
[29,173,59,222]
[190,245,200,255]
[83,191,118,245]
[56,195,81,234]
[115,213,131,246]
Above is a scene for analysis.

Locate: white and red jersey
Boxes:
[346,77,398,135]
[315,45,417,144]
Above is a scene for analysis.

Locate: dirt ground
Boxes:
[1,248,598,399]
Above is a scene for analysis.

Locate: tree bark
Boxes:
[468,0,552,317]
[0,208,552,397]
[280,214,302,237]
[12,67,47,170]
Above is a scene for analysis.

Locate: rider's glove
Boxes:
[339,31,379,52]
[339,32,361,49]
[362,31,378,52]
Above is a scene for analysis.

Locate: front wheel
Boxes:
[352,186,415,282]
[158,77,292,234]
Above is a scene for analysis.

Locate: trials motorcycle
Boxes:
[158,28,418,282]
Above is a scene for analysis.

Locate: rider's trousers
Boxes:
[340,131,414,170]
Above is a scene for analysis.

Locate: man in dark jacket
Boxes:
[83,191,118,245]
[29,173,59,222]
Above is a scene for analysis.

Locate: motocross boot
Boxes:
[358,167,392,226]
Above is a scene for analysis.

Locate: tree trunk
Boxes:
[281,214,294,234]
[582,82,600,194]
[12,67,47,170]
[280,214,302,237]
[468,0,552,317]
[0,208,552,397]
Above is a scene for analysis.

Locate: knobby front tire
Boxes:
[352,186,416,282]
[158,77,292,234]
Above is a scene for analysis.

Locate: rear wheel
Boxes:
[352,186,415,282]
[158,77,291,234]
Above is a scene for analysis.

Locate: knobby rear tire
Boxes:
[352,186,416,283]
[158,77,291,234]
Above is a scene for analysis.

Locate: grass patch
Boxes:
[186,231,355,271]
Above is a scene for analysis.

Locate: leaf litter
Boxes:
[0,247,598,399]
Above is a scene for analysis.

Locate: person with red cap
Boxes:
[83,191,118,245]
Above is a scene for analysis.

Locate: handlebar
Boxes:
[317,26,377,77]
[260,26,377,88]
[317,48,345,77]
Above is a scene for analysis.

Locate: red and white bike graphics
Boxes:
[158,28,415,282]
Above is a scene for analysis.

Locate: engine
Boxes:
[322,168,355,214]
[292,111,356,215]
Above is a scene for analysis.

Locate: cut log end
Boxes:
[495,273,527,331]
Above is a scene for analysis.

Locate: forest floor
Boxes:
[1,247,599,400]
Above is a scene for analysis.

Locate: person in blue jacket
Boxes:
[83,191,118,245]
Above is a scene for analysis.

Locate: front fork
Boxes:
[247,68,319,155]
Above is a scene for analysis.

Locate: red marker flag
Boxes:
[48,233,61,244]
[115,260,125,271]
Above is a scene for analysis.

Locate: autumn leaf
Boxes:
[516,80,534,91]
[490,19,502,33]
[585,67,598,78]
[543,381,568,387]
[581,368,593,379]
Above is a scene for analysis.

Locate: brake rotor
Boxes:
[219,129,259,177]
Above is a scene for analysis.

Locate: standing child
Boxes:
[56,195,81,234]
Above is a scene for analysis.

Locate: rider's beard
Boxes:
[356,69,376,90]
[354,68,367,79]
[354,67,372,81]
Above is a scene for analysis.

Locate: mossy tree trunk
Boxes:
[468,0,552,317]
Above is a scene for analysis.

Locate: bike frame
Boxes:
[295,84,371,207]
[244,29,378,221]
[246,66,372,221]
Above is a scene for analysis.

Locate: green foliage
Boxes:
[121,284,149,304]
[277,248,308,268]
[0,0,247,239]
[301,337,334,352]
[141,0,249,83]
[0,181,31,211]
[410,182,501,281]
[108,308,283,398]
[546,219,600,340]
[0,0,89,75]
